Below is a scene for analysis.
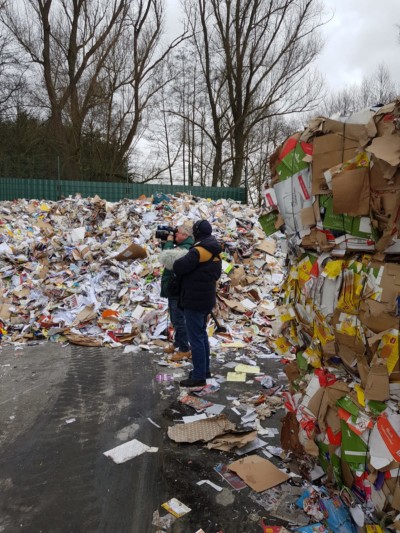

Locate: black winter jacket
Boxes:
[173,235,222,311]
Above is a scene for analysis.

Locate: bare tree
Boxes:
[184,0,325,188]
[360,63,398,107]
[0,2,27,115]
[319,63,399,119]
[1,0,186,180]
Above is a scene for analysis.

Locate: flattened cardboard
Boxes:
[380,263,400,307]
[367,133,400,167]
[370,156,399,188]
[65,333,102,347]
[332,167,370,216]
[167,414,236,443]
[364,364,390,402]
[307,382,350,433]
[255,239,277,255]
[229,266,246,287]
[228,455,289,492]
[322,119,366,141]
[359,300,398,333]
[312,134,360,195]
[207,430,257,451]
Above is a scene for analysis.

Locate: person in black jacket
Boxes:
[173,219,222,387]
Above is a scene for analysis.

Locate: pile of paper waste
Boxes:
[0,193,285,351]
[261,98,400,527]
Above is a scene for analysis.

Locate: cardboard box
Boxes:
[114,243,147,261]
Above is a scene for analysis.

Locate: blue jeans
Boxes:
[183,308,210,380]
[168,299,190,352]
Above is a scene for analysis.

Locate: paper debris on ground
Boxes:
[196,479,223,492]
[178,395,213,412]
[204,403,225,416]
[235,437,267,455]
[227,372,247,382]
[161,498,191,518]
[167,414,236,443]
[214,463,248,490]
[182,414,208,424]
[206,429,257,451]
[228,455,289,492]
[151,510,176,530]
[103,439,158,464]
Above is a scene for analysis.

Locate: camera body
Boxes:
[156,225,177,241]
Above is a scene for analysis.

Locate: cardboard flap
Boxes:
[312,133,360,195]
[359,300,398,333]
[367,133,400,167]
[332,167,370,216]
[365,364,390,401]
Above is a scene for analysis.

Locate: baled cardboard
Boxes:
[321,119,366,141]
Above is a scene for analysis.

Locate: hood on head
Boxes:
[193,219,212,239]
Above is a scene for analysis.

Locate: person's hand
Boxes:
[167,233,174,242]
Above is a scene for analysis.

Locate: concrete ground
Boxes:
[0,342,289,533]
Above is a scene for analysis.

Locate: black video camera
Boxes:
[155,225,177,241]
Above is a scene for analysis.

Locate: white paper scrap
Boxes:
[104,439,158,464]
[147,417,161,428]
[205,404,225,416]
[197,479,223,492]
[182,414,208,424]
[235,437,267,456]
[65,418,76,424]
[241,298,257,310]
[123,345,139,354]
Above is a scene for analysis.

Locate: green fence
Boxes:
[0,177,247,203]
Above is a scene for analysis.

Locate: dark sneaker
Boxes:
[179,378,206,388]
[189,371,212,379]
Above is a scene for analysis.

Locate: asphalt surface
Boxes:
[0,342,288,533]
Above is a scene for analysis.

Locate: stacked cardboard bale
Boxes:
[264,99,400,518]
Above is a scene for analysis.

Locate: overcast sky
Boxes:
[317,0,400,90]
[165,0,400,93]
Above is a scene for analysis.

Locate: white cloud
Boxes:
[317,0,400,90]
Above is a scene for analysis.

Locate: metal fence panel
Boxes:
[0,177,247,203]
